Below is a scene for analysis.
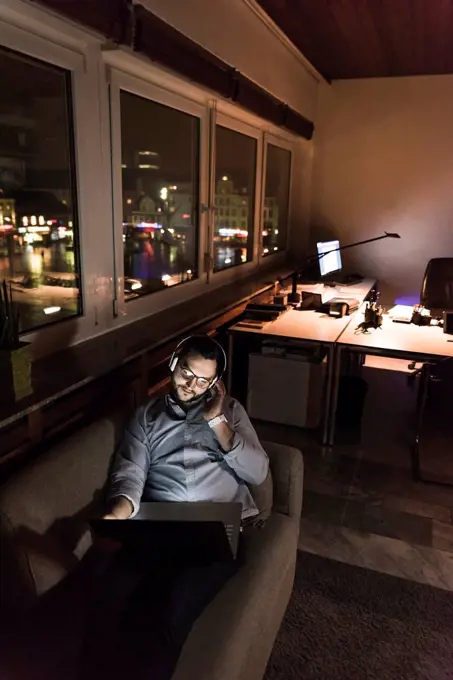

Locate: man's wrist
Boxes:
[207,414,227,428]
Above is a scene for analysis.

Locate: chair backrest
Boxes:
[420,258,453,312]
[0,411,126,612]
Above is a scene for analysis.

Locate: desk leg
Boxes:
[328,345,343,447]
[227,333,234,394]
[322,344,335,446]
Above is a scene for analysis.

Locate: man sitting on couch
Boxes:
[80,334,269,680]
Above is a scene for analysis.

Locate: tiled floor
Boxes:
[253,363,453,591]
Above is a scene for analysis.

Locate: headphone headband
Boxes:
[169,335,227,385]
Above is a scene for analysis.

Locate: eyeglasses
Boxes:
[178,364,214,389]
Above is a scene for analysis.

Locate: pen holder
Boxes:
[364,305,383,329]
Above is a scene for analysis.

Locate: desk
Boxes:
[330,309,453,445]
[227,279,377,444]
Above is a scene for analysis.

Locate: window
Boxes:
[214,126,256,270]
[120,91,199,299]
[262,144,291,256]
[0,47,81,332]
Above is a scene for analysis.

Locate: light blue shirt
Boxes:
[108,394,269,519]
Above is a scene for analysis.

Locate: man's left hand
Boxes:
[204,380,226,422]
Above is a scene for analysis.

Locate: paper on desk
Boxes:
[387,305,413,321]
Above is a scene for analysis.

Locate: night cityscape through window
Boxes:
[120,91,200,300]
[262,144,291,256]
[0,47,81,332]
[214,125,256,271]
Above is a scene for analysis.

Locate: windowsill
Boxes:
[0,263,290,429]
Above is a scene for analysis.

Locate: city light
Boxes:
[263,248,269,254]
[160,187,168,200]
[222,175,228,181]
[168,228,175,234]
[139,164,155,169]
[126,199,133,205]
[44,307,61,315]
[169,185,178,190]
[130,282,142,290]
[241,255,246,262]
[275,229,279,234]
[225,258,232,264]
[38,215,45,226]
[31,215,37,226]
[138,221,161,229]
[186,269,192,274]
[274,247,278,251]
[22,217,28,227]
[161,274,171,282]
[219,228,248,238]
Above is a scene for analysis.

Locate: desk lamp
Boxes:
[285,232,401,304]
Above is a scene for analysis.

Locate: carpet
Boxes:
[264,551,453,680]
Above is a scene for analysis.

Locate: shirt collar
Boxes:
[165,393,205,419]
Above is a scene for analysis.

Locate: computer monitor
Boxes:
[317,240,342,278]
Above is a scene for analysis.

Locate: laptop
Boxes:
[90,501,242,563]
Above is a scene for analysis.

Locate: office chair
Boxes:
[420,258,453,314]
[412,357,453,486]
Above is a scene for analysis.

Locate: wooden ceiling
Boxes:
[256,0,453,80]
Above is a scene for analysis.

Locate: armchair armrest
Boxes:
[261,441,304,519]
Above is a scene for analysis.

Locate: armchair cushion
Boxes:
[248,467,273,526]
[260,441,304,519]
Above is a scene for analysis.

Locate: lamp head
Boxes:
[385,231,401,238]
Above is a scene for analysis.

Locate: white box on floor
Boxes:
[247,353,326,428]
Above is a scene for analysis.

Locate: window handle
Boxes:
[203,252,213,273]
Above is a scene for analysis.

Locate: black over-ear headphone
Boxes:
[168,335,227,387]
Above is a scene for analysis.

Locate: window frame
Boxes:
[109,68,210,322]
[210,112,263,282]
[0,16,112,353]
[260,132,294,262]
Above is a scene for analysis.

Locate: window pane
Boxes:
[262,144,291,256]
[214,126,256,271]
[0,48,81,332]
[120,92,200,299]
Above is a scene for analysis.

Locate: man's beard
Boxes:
[170,378,205,408]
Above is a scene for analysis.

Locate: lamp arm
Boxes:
[281,231,400,301]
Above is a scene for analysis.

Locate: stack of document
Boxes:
[387,305,414,323]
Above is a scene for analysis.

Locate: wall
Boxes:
[311,76,453,304]
[136,0,319,121]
